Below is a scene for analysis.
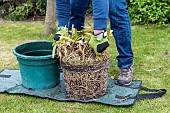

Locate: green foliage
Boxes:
[0,0,46,21]
[128,0,170,25]
[6,1,33,21]
[86,3,92,15]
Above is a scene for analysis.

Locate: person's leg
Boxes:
[56,0,70,27]
[69,0,109,31]
[109,0,134,86]
[68,0,90,31]
[92,0,109,31]
[54,0,70,41]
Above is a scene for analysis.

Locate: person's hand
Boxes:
[88,32,109,55]
[54,26,68,41]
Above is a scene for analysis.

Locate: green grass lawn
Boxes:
[0,20,170,113]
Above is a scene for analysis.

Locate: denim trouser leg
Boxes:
[92,0,109,30]
[69,0,109,31]
[56,0,70,27]
[109,0,134,69]
[69,0,90,30]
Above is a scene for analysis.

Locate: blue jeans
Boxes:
[56,0,70,27]
[56,0,109,30]
[109,0,134,68]
[68,0,109,30]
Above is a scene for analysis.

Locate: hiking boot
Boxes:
[88,32,109,55]
[117,64,134,86]
[54,26,68,41]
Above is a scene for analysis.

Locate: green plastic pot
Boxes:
[13,41,60,90]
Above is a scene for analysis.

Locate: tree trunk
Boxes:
[44,0,56,36]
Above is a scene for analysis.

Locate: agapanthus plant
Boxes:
[52,26,111,66]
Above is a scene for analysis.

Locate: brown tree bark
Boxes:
[44,0,56,36]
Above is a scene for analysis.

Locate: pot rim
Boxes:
[13,41,57,60]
